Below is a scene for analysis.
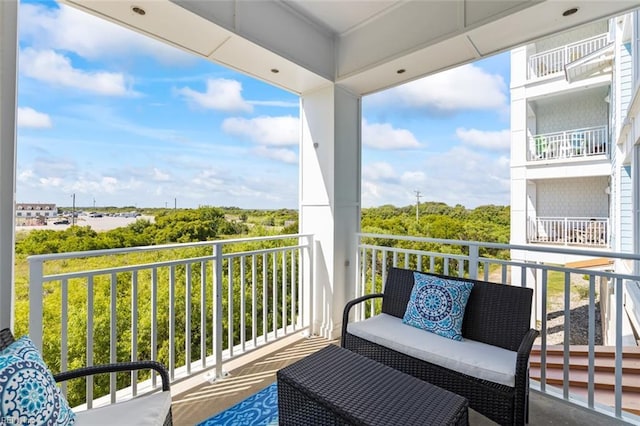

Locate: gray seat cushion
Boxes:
[347,313,517,387]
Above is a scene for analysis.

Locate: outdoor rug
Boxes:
[197,382,278,426]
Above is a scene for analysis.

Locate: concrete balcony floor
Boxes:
[170,335,622,426]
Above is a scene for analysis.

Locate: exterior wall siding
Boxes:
[534,21,608,53]
[536,177,609,217]
[535,91,608,134]
[620,165,633,252]
[620,42,633,115]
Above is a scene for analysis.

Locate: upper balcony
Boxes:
[528,125,609,163]
[20,233,640,424]
[527,33,610,81]
[528,216,609,248]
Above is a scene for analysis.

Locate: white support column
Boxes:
[300,84,361,339]
[0,0,18,330]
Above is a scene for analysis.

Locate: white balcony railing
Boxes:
[528,33,610,80]
[26,231,640,422]
[528,126,609,162]
[28,234,313,407]
[356,233,640,422]
[528,217,609,247]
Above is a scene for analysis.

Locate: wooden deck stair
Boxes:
[530,345,640,415]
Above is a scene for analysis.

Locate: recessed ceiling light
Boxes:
[271,68,280,74]
[132,6,146,16]
[562,8,578,17]
[396,69,406,74]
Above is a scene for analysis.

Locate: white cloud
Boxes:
[152,168,171,182]
[39,177,63,188]
[17,107,52,128]
[222,116,299,146]
[367,64,507,113]
[17,155,144,198]
[188,169,293,205]
[362,162,398,182]
[361,146,509,208]
[177,79,252,113]
[362,120,420,150]
[456,128,510,151]
[249,100,299,108]
[17,169,35,182]
[19,3,192,65]
[253,146,298,164]
[20,48,134,96]
[69,176,135,194]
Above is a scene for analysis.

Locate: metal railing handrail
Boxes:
[529,33,609,61]
[26,233,312,261]
[527,33,610,80]
[355,233,640,422]
[528,217,609,247]
[28,233,314,409]
[535,216,608,220]
[532,125,608,139]
[528,126,609,162]
[358,232,637,261]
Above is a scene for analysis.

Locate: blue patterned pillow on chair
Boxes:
[402,272,474,341]
[0,336,76,425]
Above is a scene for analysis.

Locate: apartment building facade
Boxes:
[15,203,57,225]
[510,12,640,343]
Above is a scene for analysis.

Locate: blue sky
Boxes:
[16,0,511,210]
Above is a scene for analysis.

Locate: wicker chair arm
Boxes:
[513,328,539,425]
[341,293,384,347]
[53,361,171,392]
[517,329,540,358]
[515,328,540,380]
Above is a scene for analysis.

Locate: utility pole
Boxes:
[71,193,75,226]
[414,190,422,221]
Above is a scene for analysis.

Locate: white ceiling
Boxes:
[281,1,402,35]
[62,0,640,96]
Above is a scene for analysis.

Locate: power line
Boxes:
[414,190,422,221]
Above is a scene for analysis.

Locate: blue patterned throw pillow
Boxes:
[402,272,474,341]
[0,336,76,425]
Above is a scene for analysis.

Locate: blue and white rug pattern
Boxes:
[198,382,278,426]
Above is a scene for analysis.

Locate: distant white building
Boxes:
[510,12,640,344]
[16,203,57,225]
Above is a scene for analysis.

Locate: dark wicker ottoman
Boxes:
[277,344,468,426]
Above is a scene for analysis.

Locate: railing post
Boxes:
[468,244,479,280]
[564,217,568,245]
[305,235,314,332]
[28,258,44,351]
[615,278,623,418]
[213,242,224,380]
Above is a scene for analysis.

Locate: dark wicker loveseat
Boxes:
[341,268,539,426]
[0,328,172,425]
